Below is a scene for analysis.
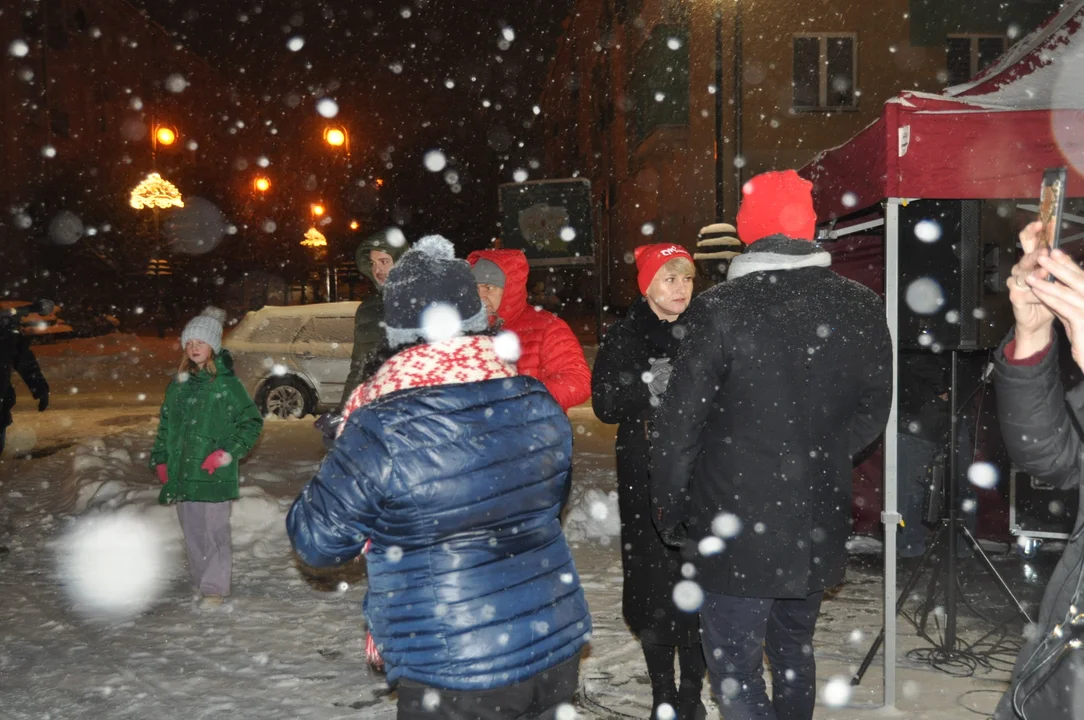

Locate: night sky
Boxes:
[134,0,575,250]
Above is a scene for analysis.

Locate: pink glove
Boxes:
[200,450,231,475]
[156,464,169,484]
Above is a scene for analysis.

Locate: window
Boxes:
[294,317,355,345]
[946,35,1005,85]
[627,24,690,145]
[792,34,857,111]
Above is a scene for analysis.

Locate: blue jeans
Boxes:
[700,591,823,720]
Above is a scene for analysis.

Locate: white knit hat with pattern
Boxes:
[180,306,227,354]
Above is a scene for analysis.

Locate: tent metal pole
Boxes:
[882,199,902,709]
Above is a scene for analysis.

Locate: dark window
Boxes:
[792,34,856,110]
[792,37,820,108]
[946,38,971,85]
[627,24,690,146]
[946,36,1005,85]
[72,7,89,33]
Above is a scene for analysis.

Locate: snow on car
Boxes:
[225,302,359,419]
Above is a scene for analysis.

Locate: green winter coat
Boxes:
[150,350,264,504]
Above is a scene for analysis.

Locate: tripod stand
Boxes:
[852,350,1033,686]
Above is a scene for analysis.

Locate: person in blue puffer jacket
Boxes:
[286,235,591,719]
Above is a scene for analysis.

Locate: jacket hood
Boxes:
[466,249,529,324]
[355,229,410,285]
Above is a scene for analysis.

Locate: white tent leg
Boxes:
[882,199,902,709]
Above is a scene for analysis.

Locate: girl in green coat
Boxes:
[150,307,263,604]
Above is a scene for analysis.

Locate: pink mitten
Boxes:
[156,464,169,484]
[200,450,231,475]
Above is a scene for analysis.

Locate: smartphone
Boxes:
[1038,167,1067,252]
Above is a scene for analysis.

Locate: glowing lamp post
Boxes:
[130,172,184,337]
[253,176,271,193]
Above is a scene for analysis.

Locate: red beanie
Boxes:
[634,243,694,295]
[735,170,817,244]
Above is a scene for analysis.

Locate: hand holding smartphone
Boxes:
[1038,167,1067,252]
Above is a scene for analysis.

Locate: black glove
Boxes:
[37,391,49,412]
[658,523,688,550]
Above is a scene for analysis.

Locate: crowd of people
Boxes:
[9,166,1081,719]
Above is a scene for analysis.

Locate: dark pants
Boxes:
[643,641,707,716]
[700,591,823,720]
[396,654,580,720]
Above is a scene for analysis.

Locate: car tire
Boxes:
[257,376,315,419]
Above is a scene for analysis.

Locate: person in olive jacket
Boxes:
[592,242,707,720]
[337,228,411,410]
[151,306,263,605]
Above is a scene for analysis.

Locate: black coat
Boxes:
[1,321,48,430]
[993,335,1084,720]
[650,238,893,598]
[592,298,699,645]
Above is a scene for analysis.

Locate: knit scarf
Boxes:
[340,334,517,427]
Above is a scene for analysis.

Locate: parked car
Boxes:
[225,302,359,419]
[0,300,73,340]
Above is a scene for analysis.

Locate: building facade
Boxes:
[539,0,1061,308]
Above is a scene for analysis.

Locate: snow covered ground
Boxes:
[0,334,1047,719]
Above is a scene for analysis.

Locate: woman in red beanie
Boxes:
[592,243,707,720]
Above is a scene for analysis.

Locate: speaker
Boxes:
[1009,466,1078,540]
[898,200,1016,351]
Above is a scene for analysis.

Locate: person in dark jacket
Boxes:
[150,307,264,605]
[992,220,1084,720]
[337,228,410,410]
[649,170,893,720]
[287,235,591,719]
[0,310,49,458]
[593,242,706,719]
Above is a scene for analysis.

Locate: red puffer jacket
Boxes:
[467,249,591,411]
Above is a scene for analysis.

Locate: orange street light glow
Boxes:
[350,220,359,230]
[311,203,325,217]
[254,176,271,192]
[155,127,177,146]
[324,128,346,147]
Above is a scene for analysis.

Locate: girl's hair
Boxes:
[660,256,697,277]
[178,350,217,379]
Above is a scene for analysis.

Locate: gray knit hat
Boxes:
[382,235,489,348]
[471,258,505,288]
[180,306,227,354]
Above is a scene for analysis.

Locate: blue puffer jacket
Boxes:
[286,375,591,691]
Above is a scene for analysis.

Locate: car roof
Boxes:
[244,302,360,318]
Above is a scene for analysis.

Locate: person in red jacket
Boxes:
[467,249,591,411]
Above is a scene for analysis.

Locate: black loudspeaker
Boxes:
[1010,466,1078,540]
[898,200,1016,351]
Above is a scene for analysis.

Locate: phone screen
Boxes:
[1038,168,1067,252]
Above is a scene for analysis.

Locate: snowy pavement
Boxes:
[0,334,1048,719]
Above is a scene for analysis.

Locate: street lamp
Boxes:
[349,220,359,230]
[153,125,178,152]
[323,127,347,147]
[253,176,271,193]
[130,172,184,337]
[712,0,744,223]
[311,203,325,217]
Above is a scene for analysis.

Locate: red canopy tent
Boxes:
[804,0,1084,223]
[797,1,1084,708]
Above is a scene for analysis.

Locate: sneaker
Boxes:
[200,595,225,608]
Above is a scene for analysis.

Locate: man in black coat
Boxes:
[991,220,1084,719]
[1,311,50,458]
[649,170,892,720]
